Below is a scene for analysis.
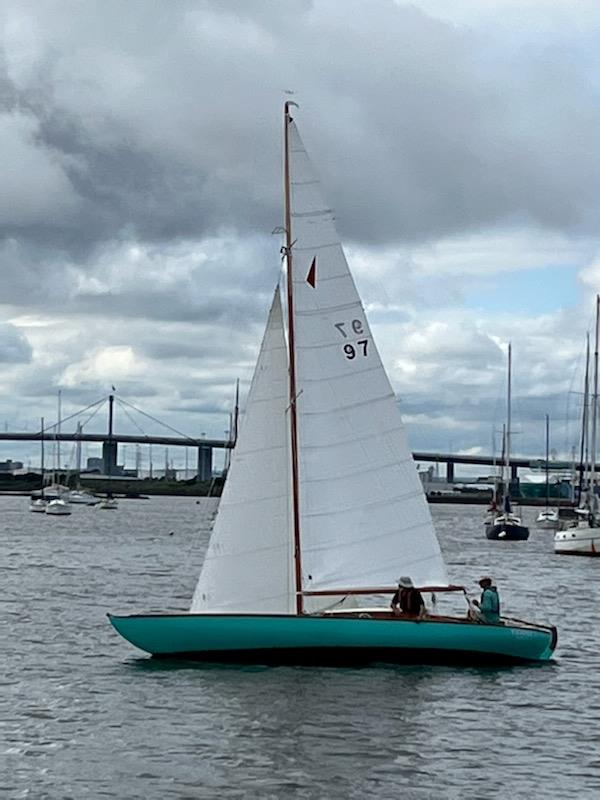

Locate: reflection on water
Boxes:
[2,497,600,798]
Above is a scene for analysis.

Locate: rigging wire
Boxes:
[114,399,149,438]
[116,397,202,443]
[79,399,107,430]
[40,396,108,433]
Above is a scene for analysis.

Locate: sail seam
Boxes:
[301,489,426,519]
[292,272,357,285]
[292,209,333,219]
[233,443,287,456]
[295,242,339,252]
[202,542,290,561]
[299,392,395,415]
[294,302,363,315]
[219,491,288,505]
[305,519,434,548]
[299,425,407,450]
[299,457,415,483]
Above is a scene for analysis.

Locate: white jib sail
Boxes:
[190,289,294,613]
[288,118,448,598]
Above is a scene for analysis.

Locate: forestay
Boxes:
[190,290,294,614]
[288,119,448,599]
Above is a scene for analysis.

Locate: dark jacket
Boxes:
[391,587,425,616]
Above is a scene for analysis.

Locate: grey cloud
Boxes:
[1,0,600,264]
[0,324,32,363]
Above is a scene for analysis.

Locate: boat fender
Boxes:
[358,612,371,619]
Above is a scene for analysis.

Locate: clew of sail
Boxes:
[190,289,294,613]
[288,119,448,601]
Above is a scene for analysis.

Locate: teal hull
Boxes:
[108,613,557,665]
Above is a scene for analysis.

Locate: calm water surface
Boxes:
[2,496,600,799]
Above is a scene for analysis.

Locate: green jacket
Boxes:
[480,587,500,623]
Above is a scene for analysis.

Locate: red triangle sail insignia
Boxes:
[306,256,316,288]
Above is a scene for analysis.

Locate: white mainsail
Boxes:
[288,118,448,597]
[190,289,294,613]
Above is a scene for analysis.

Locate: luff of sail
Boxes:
[287,118,448,598]
[190,289,294,614]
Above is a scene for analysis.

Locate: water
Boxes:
[2,497,600,799]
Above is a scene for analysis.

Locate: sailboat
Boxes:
[556,296,600,555]
[485,344,529,541]
[536,415,558,529]
[109,104,555,664]
[45,399,72,516]
[29,417,48,513]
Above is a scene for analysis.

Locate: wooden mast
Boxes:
[283,101,304,615]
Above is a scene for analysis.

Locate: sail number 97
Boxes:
[335,319,368,360]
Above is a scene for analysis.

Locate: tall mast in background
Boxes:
[591,295,600,512]
[505,343,512,508]
[579,332,590,504]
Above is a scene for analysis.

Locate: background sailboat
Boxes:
[29,416,48,513]
[536,415,558,529]
[556,295,600,555]
[46,400,72,516]
[109,104,555,664]
[485,344,529,541]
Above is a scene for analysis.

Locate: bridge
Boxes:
[10,394,227,481]
[411,452,573,482]
[3,390,574,483]
[0,428,571,483]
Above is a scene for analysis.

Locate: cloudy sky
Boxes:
[1,0,600,471]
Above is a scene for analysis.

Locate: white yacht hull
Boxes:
[97,498,118,510]
[69,492,97,505]
[45,500,72,516]
[29,499,47,513]
[536,513,559,530]
[554,526,600,555]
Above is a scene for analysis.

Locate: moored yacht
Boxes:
[96,496,118,510]
[46,498,72,516]
[555,509,600,555]
[485,344,529,541]
[69,489,97,505]
[29,498,47,513]
[30,416,49,514]
[556,297,600,556]
[486,500,529,541]
[536,508,559,529]
[536,416,558,530]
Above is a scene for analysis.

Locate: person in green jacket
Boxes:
[472,577,501,624]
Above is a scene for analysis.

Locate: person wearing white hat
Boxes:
[390,576,425,618]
